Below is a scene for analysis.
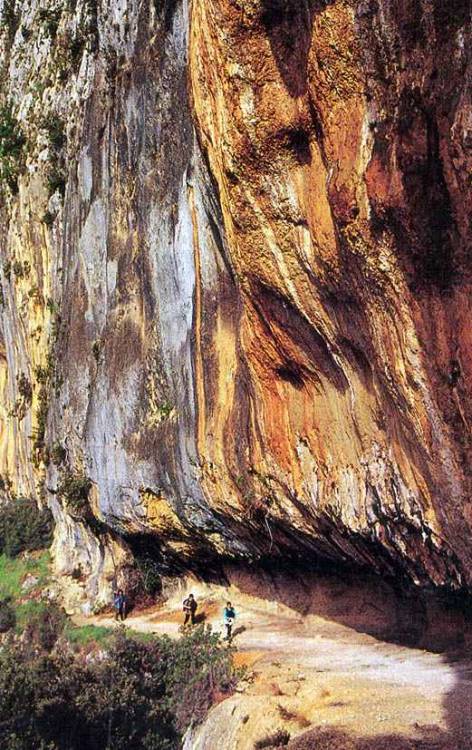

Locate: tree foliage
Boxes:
[0,497,53,558]
[0,625,237,749]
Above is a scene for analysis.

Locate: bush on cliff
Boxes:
[0,103,25,193]
[0,625,238,749]
[57,470,92,519]
[0,599,16,632]
[0,497,54,558]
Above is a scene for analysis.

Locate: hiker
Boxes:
[183,593,197,627]
[223,601,236,641]
[114,589,127,622]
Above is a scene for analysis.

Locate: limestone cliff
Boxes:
[0,0,471,602]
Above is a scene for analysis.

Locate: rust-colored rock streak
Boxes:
[189,0,472,585]
[0,0,471,601]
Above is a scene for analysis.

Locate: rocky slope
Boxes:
[0,0,471,603]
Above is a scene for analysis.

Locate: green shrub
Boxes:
[3,260,11,280]
[24,604,67,651]
[70,33,86,68]
[11,259,30,279]
[50,442,66,466]
[158,401,173,418]
[8,372,33,421]
[57,471,91,518]
[0,103,25,193]
[31,324,61,466]
[38,7,61,38]
[46,297,59,315]
[0,497,53,558]
[0,599,16,632]
[27,285,41,302]
[135,553,162,597]
[92,339,101,362]
[44,115,67,199]
[33,365,49,384]
[17,372,32,403]
[166,625,239,732]
[0,626,237,749]
[44,117,66,150]
[0,474,12,495]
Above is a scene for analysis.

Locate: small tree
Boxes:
[0,497,53,557]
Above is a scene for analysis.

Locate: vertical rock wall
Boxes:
[0,0,471,600]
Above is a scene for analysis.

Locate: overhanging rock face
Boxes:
[0,0,471,596]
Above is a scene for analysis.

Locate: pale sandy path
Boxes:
[74,584,472,748]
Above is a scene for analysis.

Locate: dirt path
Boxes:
[74,584,472,749]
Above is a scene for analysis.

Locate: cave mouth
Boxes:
[221,556,472,654]
[122,531,472,654]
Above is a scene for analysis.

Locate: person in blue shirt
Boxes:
[113,589,127,621]
[223,601,236,641]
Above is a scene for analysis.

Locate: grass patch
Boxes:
[0,551,50,601]
[15,599,48,631]
[0,552,157,647]
[0,552,51,633]
[0,553,114,646]
[65,623,112,646]
[0,553,106,645]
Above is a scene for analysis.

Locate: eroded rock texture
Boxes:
[0,0,471,601]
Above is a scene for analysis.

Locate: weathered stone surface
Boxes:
[0,0,471,598]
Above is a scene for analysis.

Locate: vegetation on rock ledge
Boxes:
[57,470,92,519]
[0,103,25,193]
